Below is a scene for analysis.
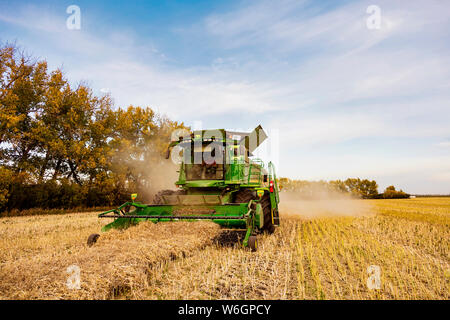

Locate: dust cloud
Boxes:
[145,159,180,199]
[128,156,179,202]
[279,191,373,219]
[115,141,180,204]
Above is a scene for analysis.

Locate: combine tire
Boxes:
[234,189,275,234]
[87,233,100,247]
[248,236,257,252]
[234,188,256,203]
[260,194,275,234]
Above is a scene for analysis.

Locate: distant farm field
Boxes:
[0,197,448,299]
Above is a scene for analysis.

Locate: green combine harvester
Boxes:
[88,125,280,251]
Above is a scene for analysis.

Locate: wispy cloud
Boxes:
[435,141,450,148]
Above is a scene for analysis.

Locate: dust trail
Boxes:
[118,146,180,203]
[279,191,373,219]
[140,158,180,200]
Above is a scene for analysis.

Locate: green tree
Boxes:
[383,185,409,199]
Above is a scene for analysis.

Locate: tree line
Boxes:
[0,43,186,214]
[278,177,410,199]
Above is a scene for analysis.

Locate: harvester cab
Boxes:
[91,125,280,251]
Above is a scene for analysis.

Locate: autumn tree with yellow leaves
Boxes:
[0,43,186,213]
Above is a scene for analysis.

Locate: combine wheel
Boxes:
[234,189,276,234]
[248,236,257,252]
[234,188,256,203]
[252,191,276,234]
[87,233,100,247]
[260,194,275,234]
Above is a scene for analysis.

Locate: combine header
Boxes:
[88,125,280,251]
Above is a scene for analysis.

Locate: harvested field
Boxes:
[0,213,221,299]
[0,198,448,299]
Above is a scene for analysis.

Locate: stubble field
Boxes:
[0,197,448,299]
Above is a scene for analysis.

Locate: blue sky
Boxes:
[1,0,450,193]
